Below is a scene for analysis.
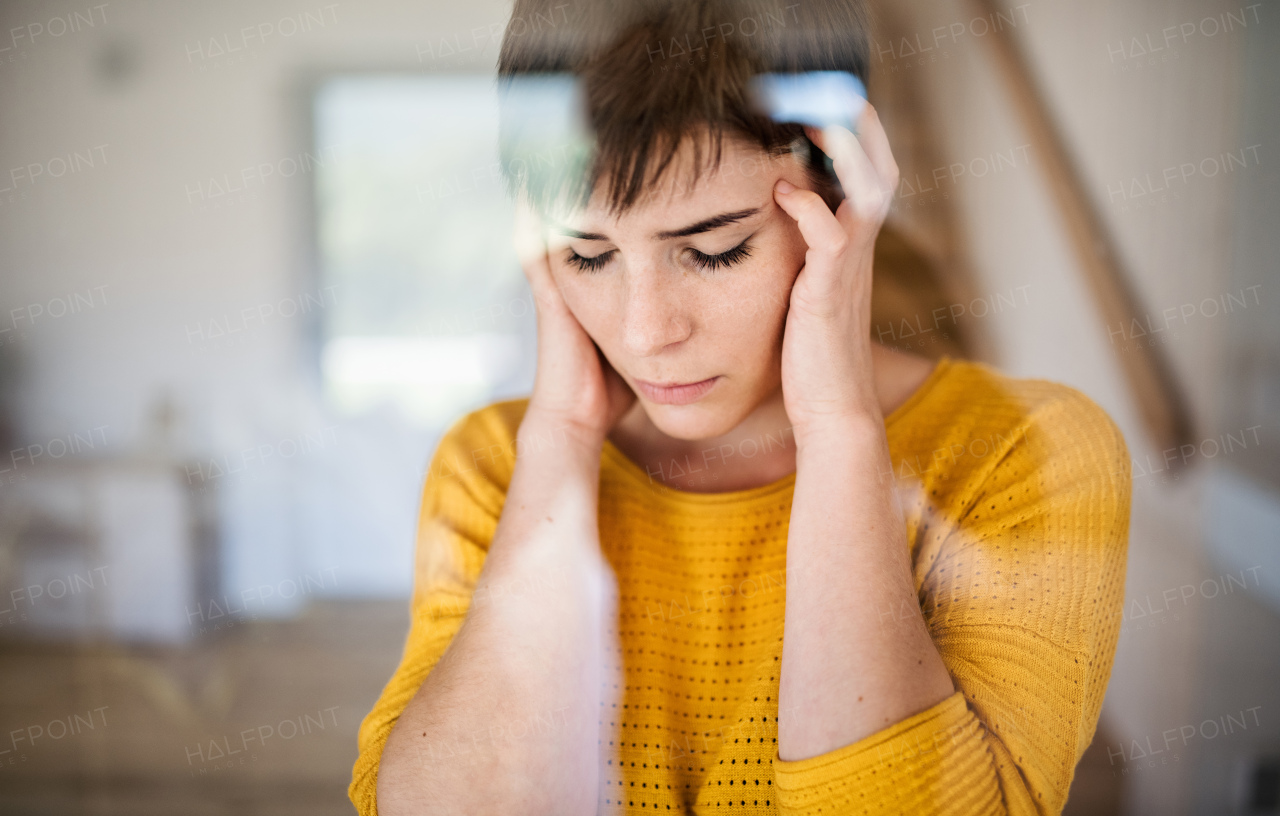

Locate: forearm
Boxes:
[378,419,609,815]
[778,417,954,761]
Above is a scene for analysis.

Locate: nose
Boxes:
[620,266,692,358]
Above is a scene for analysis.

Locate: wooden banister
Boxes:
[969,0,1195,456]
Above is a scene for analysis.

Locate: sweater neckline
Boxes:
[600,355,956,505]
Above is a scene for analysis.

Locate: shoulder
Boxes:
[438,396,531,453]
[915,364,1132,643]
[942,357,1111,417]
[930,358,1129,472]
[1004,363,1125,468]
[932,361,1133,565]
[424,396,531,503]
[895,358,1131,541]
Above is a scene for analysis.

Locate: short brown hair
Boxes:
[497,0,872,214]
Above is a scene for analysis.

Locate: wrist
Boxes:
[517,412,605,463]
[792,410,886,455]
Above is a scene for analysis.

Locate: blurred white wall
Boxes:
[0,0,524,612]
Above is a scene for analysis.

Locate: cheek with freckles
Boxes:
[702,279,788,366]
[651,277,793,435]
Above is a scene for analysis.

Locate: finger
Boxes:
[818,125,889,223]
[852,105,900,193]
[774,180,849,260]
[513,193,546,263]
[805,107,897,193]
[512,195,562,305]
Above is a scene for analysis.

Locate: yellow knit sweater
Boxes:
[350,356,1131,815]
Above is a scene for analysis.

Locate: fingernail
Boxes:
[775,179,796,194]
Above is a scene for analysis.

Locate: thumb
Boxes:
[514,195,559,300]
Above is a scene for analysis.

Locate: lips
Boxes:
[632,376,720,406]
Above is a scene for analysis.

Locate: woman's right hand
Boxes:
[514,199,637,443]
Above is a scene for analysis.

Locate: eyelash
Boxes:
[689,241,752,271]
[565,240,754,273]
[565,249,615,273]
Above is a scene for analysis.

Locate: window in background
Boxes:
[313,75,534,428]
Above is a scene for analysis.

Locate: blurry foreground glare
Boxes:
[497,73,593,213]
[748,71,868,132]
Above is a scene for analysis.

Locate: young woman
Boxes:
[352,1,1131,813]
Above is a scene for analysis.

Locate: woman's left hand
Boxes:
[773,104,899,441]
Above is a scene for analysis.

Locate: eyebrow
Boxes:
[654,207,761,240]
[553,207,763,242]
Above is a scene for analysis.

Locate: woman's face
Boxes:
[546,136,814,441]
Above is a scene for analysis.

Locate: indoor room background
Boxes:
[0,0,1276,813]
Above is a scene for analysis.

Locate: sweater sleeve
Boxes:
[348,407,516,816]
[773,387,1132,816]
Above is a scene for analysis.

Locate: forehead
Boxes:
[557,136,799,234]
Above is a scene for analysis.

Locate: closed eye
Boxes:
[566,248,616,272]
[566,238,754,273]
[688,238,753,271]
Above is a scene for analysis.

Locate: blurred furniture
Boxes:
[0,458,216,645]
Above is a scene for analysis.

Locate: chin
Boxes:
[639,399,752,441]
